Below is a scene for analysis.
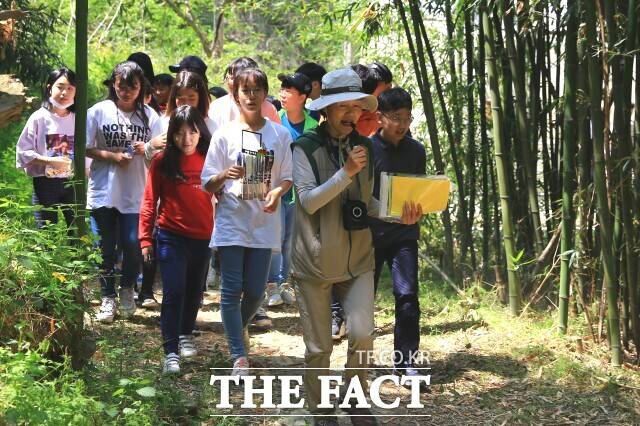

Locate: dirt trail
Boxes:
[129,288,432,425]
[104,285,640,425]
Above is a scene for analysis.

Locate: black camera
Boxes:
[343,199,369,230]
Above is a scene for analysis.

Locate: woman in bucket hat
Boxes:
[290,68,421,426]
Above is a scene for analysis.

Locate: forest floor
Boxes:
[87,275,640,425]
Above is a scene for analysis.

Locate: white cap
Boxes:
[307,68,377,112]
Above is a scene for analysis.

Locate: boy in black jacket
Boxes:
[369,87,426,375]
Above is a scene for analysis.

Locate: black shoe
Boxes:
[342,406,377,426]
[331,311,345,340]
[394,361,431,392]
[250,306,273,330]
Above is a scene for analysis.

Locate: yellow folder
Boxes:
[379,173,451,218]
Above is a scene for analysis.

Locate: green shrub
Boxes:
[0,207,98,363]
[0,346,102,425]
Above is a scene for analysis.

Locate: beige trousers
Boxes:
[293,271,375,414]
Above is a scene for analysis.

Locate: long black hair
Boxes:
[42,68,77,113]
[166,71,210,117]
[159,105,211,181]
[103,61,150,131]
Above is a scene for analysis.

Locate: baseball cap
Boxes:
[277,72,312,96]
[169,55,208,76]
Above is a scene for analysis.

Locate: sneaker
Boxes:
[279,282,297,305]
[118,286,136,319]
[179,334,197,358]
[243,327,251,353]
[232,356,249,376]
[96,297,116,323]
[163,353,180,374]
[140,297,160,309]
[266,282,283,307]
[250,306,273,329]
[331,311,346,340]
[394,361,421,376]
[394,362,429,391]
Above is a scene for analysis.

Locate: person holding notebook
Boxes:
[370,87,426,377]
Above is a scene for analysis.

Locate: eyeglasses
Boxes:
[382,113,413,125]
[240,88,264,96]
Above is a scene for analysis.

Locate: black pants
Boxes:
[140,232,157,300]
[32,176,75,228]
[374,239,421,365]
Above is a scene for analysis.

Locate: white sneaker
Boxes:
[232,356,249,376]
[279,282,297,305]
[140,297,159,309]
[119,286,136,319]
[163,353,180,374]
[179,334,197,358]
[266,282,283,307]
[96,297,116,323]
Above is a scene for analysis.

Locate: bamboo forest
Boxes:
[1,0,640,424]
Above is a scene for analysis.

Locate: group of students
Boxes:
[16,52,426,426]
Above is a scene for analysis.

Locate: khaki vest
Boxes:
[290,125,375,284]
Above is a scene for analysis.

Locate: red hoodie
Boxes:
[139,152,213,248]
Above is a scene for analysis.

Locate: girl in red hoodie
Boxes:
[138,105,213,374]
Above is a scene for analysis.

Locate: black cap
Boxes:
[127,52,154,84]
[277,72,312,96]
[169,55,208,76]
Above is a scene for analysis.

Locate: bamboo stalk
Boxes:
[499,0,544,255]
[558,0,579,335]
[584,0,622,367]
[483,3,522,315]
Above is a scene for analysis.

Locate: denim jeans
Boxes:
[218,246,272,360]
[90,207,142,297]
[156,229,211,355]
[268,202,295,283]
[32,176,75,228]
[373,239,420,365]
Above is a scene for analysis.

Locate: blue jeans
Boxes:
[373,239,420,365]
[268,202,295,283]
[90,207,141,297]
[156,229,211,354]
[218,246,272,360]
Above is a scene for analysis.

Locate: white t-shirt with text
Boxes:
[86,100,159,214]
[201,120,293,249]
